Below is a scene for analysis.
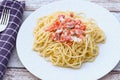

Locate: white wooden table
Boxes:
[3,0,120,80]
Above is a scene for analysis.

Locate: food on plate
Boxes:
[33,11,105,68]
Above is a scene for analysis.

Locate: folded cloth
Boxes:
[0,0,25,79]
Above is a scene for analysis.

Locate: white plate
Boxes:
[16,0,120,80]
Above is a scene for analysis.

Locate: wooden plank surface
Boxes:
[2,0,120,80]
[97,2,120,12]
[25,1,120,12]
[0,0,120,11]
[3,68,120,80]
[110,0,120,2]
[3,69,40,80]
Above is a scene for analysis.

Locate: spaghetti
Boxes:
[33,11,105,68]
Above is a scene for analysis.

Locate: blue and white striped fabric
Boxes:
[0,0,25,79]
